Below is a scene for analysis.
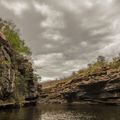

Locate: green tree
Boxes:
[4,25,31,55]
[0,18,31,55]
[97,55,106,63]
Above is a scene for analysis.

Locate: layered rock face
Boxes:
[0,36,38,104]
[40,68,120,105]
[63,78,120,105]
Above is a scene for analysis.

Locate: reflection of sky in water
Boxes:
[0,105,119,120]
[42,111,95,120]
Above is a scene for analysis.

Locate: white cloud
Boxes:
[33,53,64,66]
[33,2,64,29]
[33,2,50,15]
[41,16,64,29]
[99,36,120,57]
[44,44,53,49]
[53,0,94,14]
[84,0,93,8]
[81,41,88,47]
[33,1,65,45]
[91,28,110,36]
[33,52,89,81]
[1,0,29,16]
[95,0,114,6]
[53,0,114,15]
[42,30,64,41]
[33,53,65,81]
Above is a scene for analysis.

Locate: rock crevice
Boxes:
[0,36,38,105]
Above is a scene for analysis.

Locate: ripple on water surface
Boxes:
[0,104,119,120]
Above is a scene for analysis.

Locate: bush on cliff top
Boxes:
[0,18,31,55]
[56,55,120,82]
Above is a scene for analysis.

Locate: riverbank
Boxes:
[0,100,37,110]
[39,73,120,106]
[39,100,120,106]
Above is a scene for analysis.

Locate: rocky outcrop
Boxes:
[62,78,120,105]
[0,36,38,105]
[40,68,120,105]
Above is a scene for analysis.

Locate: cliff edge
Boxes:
[40,58,120,105]
[0,33,38,107]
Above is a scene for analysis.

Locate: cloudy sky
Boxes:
[0,0,120,81]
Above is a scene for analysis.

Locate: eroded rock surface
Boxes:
[0,36,38,104]
[40,68,120,105]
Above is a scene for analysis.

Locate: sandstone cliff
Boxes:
[40,62,120,105]
[0,35,38,106]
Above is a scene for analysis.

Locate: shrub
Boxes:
[4,25,31,55]
[0,18,31,55]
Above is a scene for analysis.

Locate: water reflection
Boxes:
[0,104,119,120]
[0,107,42,120]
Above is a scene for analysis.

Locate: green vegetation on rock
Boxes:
[40,55,120,105]
[4,26,31,55]
[0,18,31,55]
[0,18,39,105]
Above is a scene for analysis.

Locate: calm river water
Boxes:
[0,104,119,120]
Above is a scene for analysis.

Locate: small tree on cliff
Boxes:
[0,18,31,55]
[97,56,106,64]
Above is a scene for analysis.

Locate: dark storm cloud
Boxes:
[0,0,120,81]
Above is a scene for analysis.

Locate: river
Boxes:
[0,104,119,120]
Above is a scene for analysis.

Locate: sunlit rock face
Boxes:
[0,36,38,103]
